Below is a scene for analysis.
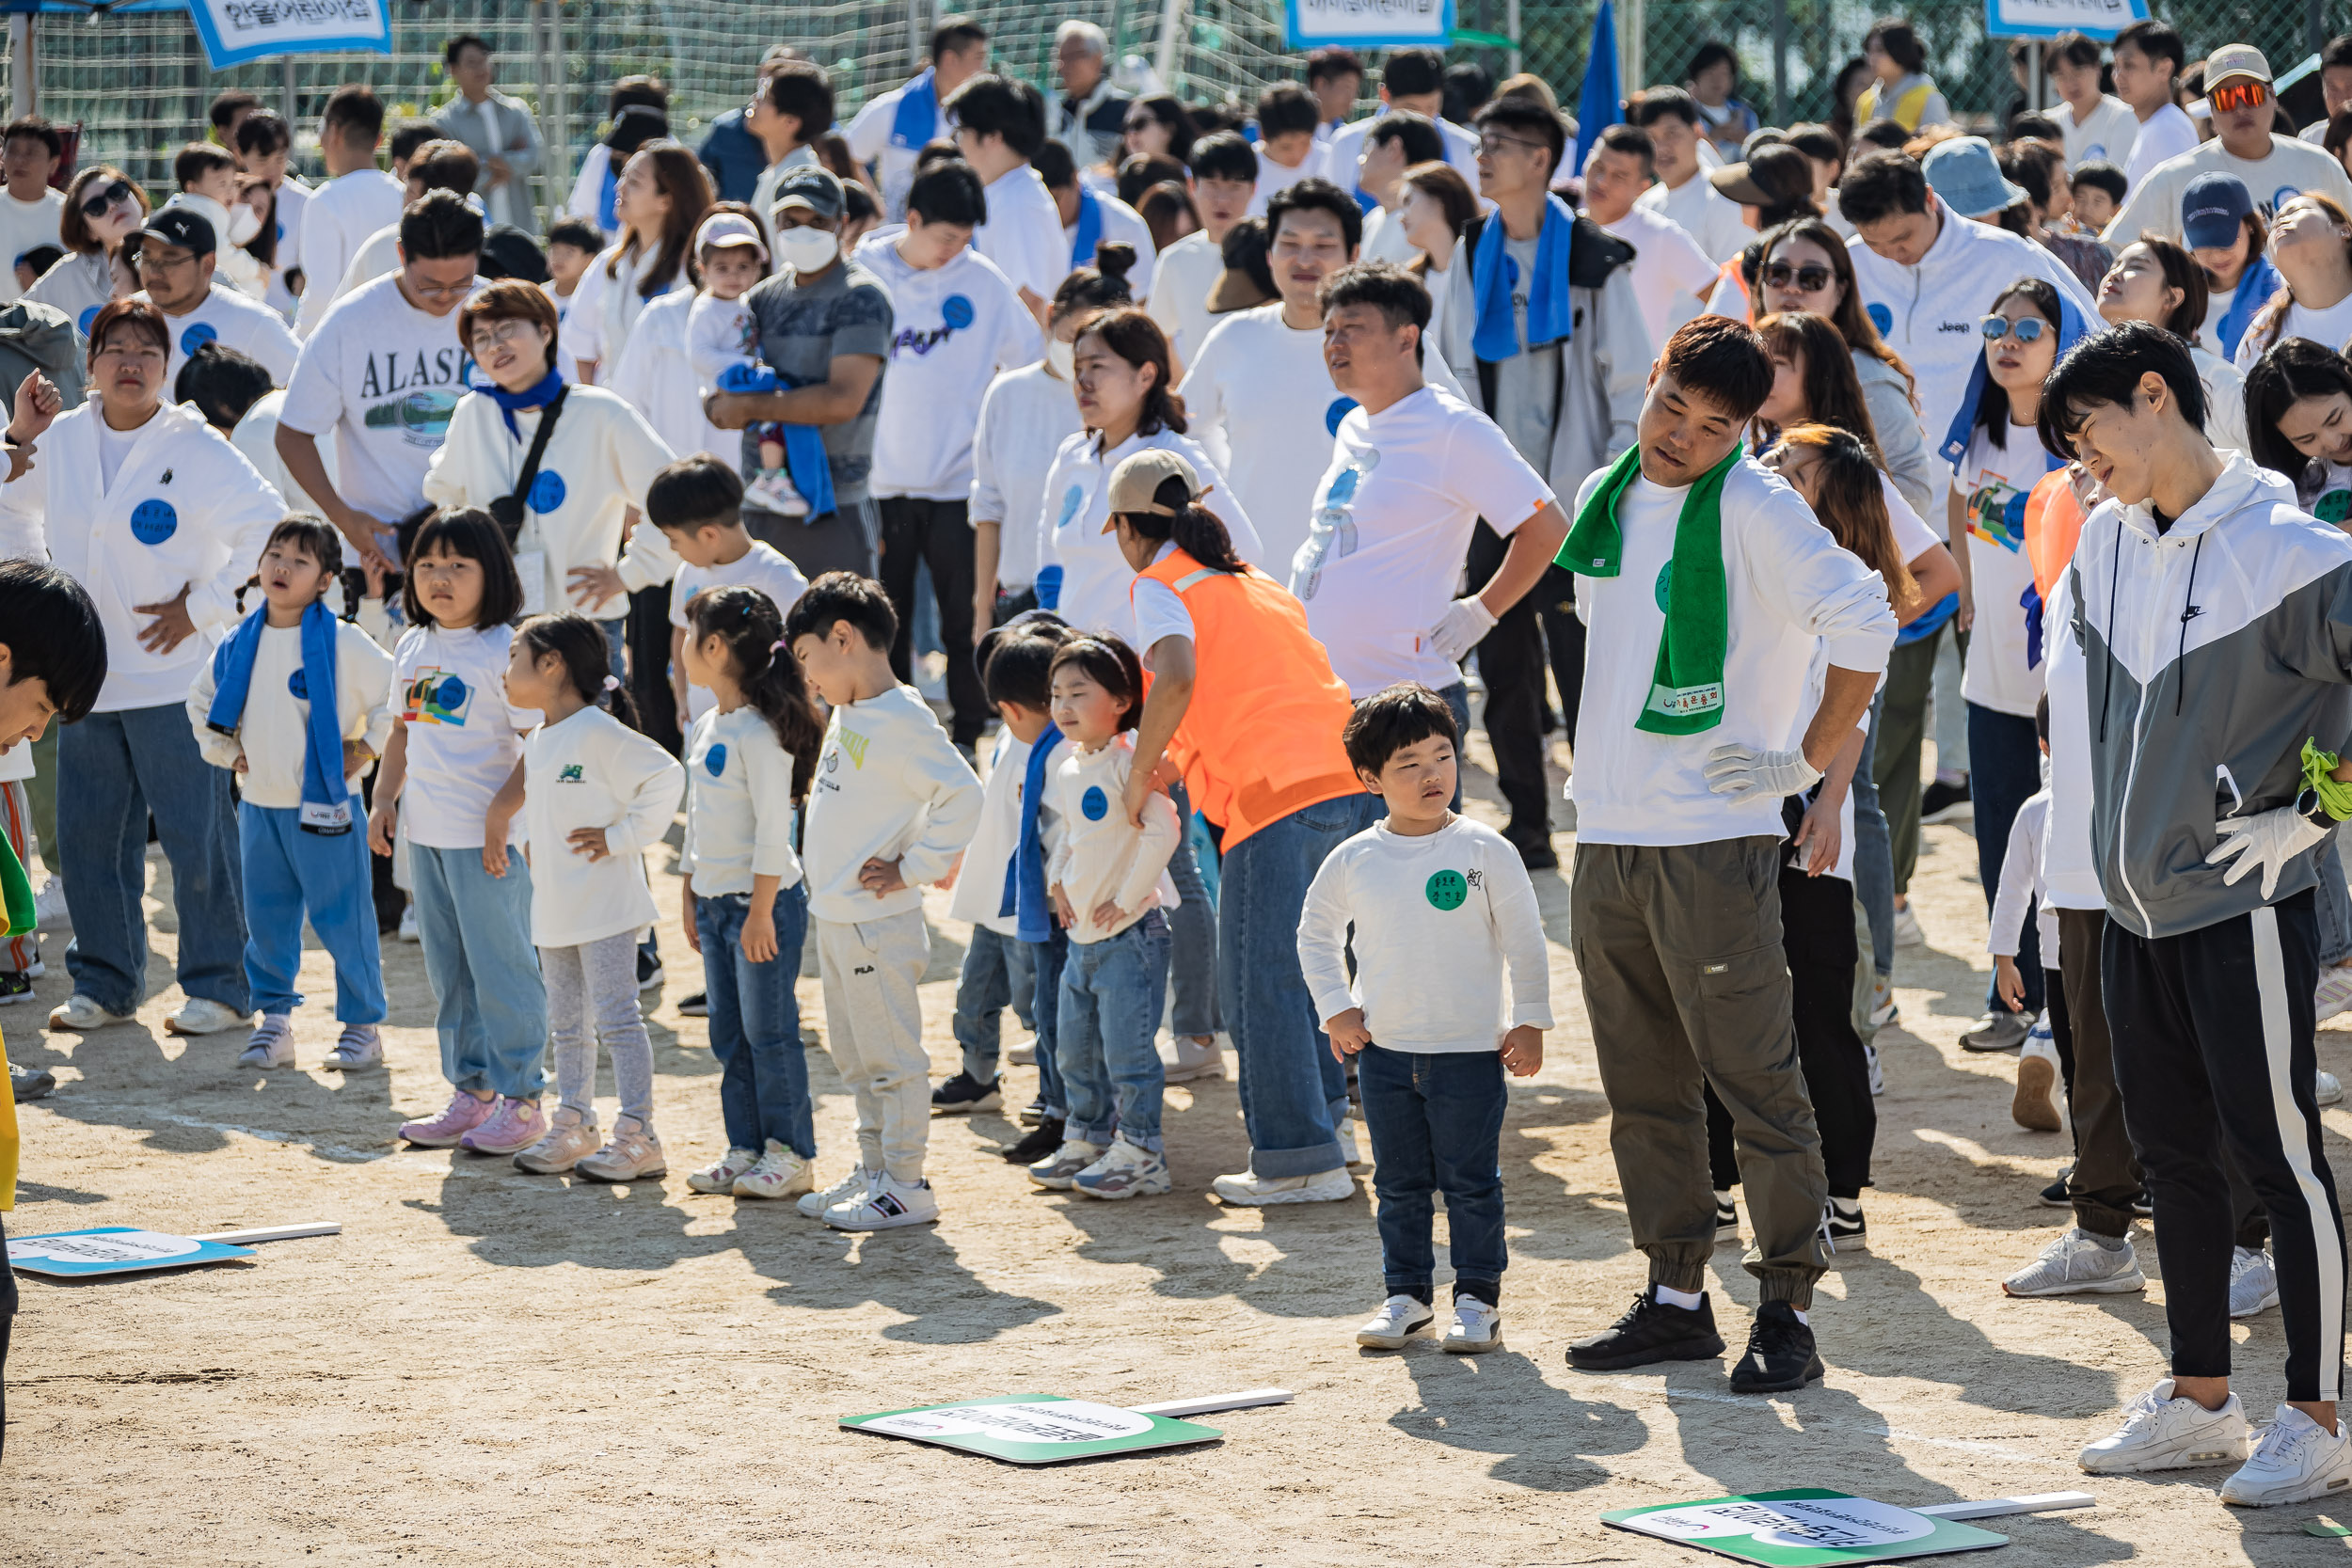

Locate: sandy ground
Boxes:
[7,722,2352,1567]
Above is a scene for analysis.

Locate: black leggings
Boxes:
[875,496,986,747]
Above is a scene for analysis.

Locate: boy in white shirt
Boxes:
[785,574,983,1230]
[649,457,809,724]
[1301,684,1549,1354]
[1249,84,1328,214]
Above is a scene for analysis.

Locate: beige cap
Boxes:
[2204,43,2272,90]
[1102,448,1203,530]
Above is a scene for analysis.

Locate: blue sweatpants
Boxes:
[239,799,386,1024]
[410,842,548,1101]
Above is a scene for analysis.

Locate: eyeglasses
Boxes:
[133,246,195,272]
[77,180,133,220]
[1478,133,1548,155]
[409,272,476,303]
[1980,314,2049,342]
[1761,261,1834,292]
[2208,80,2270,114]
[465,316,536,351]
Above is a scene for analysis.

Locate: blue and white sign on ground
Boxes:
[842,1394,1221,1465]
[1982,0,2147,41]
[1284,0,1454,51]
[188,0,392,70]
[6,1227,256,1278]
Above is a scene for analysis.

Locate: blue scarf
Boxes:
[207,599,350,834]
[596,162,619,233]
[486,369,564,439]
[782,422,835,518]
[890,68,939,150]
[999,726,1065,942]
[2214,252,2281,362]
[1069,186,1104,270]
[1471,195,1576,364]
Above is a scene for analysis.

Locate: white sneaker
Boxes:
[1336,1118,1367,1170]
[1867,973,1898,1030]
[2012,1033,2063,1132]
[396,903,420,942]
[167,996,249,1036]
[1072,1136,1170,1199]
[1443,1300,1503,1354]
[2078,1379,2250,1474]
[2222,1405,2352,1506]
[798,1165,877,1219]
[2320,1069,2344,1107]
[688,1146,764,1195]
[1864,1041,1884,1096]
[1892,903,1925,949]
[1163,1033,1225,1084]
[574,1117,666,1182]
[2230,1245,2281,1318]
[2319,965,2352,1023]
[32,875,67,929]
[1026,1137,1104,1190]
[734,1139,814,1200]
[238,1012,294,1069]
[825,1173,939,1230]
[1355,1294,1436,1349]
[47,992,130,1031]
[1210,1164,1354,1206]
[744,467,810,518]
[324,1023,382,1070]
[1007,1038,1037,1067]
[2003,1227,2147,1297]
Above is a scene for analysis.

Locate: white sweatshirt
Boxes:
[295,168,404,336]
[682,705,803,897]
[857,238,1041,500]
[185,615,396,807]
[946,726,1058,938]
[521,703,686,948]
[1045,733,1180,944]
[609,288,737,463]
[1297,815,1553,1052]
[968,363,1081,592]
[1991,781,2059,962]
[803,683,983,926]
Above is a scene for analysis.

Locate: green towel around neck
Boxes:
[1556,443,1739,736]
[0,825,31,937]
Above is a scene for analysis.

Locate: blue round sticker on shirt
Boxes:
[179,321,217,355]
[2277,184,2305,215]
[706,742,728,778]
[130,499,178,546]
[432,673,468,712]
[287,668,309,700]
[76,305,99,336]
[942,293,975,329]
[1867,302,1893,335]
[529,470,566,513]
[1654,561,1674,612]
[1325,397,1359,436]
[1081,784,1109,821]
[1057,483,1085,531]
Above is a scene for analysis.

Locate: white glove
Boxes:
[2205,805,2331,901]
[1702,743,1823,800]
[1427,594,1501,663]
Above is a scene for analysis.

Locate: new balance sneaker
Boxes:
[0,971,32,1005]
[2320,1069,2345,1108]
[1864,1040,1884,1096]
[734,1139,812,1199]
[798,1165,877,1219]
[167,996,249,1037]
[1443,1300,1503,1354]
[1356,1294,1436,1349]
[2318,966,2352,1024]
[1867,973,1899,1031]
[1714,1189,1740,1245]
[825,1173,939,1230]
[1164,1033,1225,1084]
[688,1146,764,1195]
[1824,1196,1867,1248]
[576,1117,666,1181]
[2078,1380,2250,1474]
[1336,1118,1366,1170]
[325,1023,382,1070]
[1209,1163,1353,1206]
[2012,1033,2063,1132]
[2230,1245,2280,1318]
[2003,1228,2145,1297]
[513,1107,599,1174]
[2222,1406,2352,1506]
[745,467,811,518]
[400,1089,497,1148]
[238,1013,294,1069]
[1961,1010,2028,1053]
[9,1058,55,1101]
[46,992,128,1032]
[1567,1289,1727,1371]
[457,1096,547,1156]
[1027,1137,1104,1191]
[1920,777,1973,824]
[930,1071,1003,1115]
[1729,1302,1823,1393]
[676,991,709,1019]
[1073,1136,1171,1199]
[999,1117,1064,1165]
[1892,902,1926,949]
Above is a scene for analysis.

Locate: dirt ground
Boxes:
[8,722,2352,1567]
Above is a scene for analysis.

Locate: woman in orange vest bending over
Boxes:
[1105,448,1379,1208]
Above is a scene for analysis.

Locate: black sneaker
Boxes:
[0,970,31,1005]
[1000,1117,1065,1164]
[2131,1190,2153,1219]
[676,991,708,1018]
[1824,1196,1867,1246]
[1017,1095,1049,1127]
[636,950,664,991]
[1714,1190,1740,1244]
[1920,778,1973,824]
[9,1057,54,1101]
[931,1071,1004,1115]
[2039,1176,2072,1208]
[1567,1288,1727,1370]
[1728,1301,1824,1393]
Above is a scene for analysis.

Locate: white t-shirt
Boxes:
[1145,229,1224,365]
[143,282,301,388]
[856,238,1041,499]
[2106,132,2352,246]
[969,362,1081,591]
[229,389,335,515]
[568,242,690,370]
[2236,291,2352,370]
[295,169,405,335]
[668,540,812,722]
[391,621,540,848]
[1634,173,1753,263]
[1597,203,1721,350]
[1291,384,1554,696]
[2057,94,2138,170]
[2122,103,2201,194]
[1954,423,2049,719]
[1360,206,1416,265]
[519,703,685,949]
[1036,427,1263,641]
[279,271,479,529]
[2304,460,2352,526]
[845,80,928,221]
[1062,190,1158,301]
[0,187,61,304]
[973,165,1068,305]
[1248,145,1329,216]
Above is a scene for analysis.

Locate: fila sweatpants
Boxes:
[2104,890,2347,1402]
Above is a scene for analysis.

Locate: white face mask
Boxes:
[1046,338,1074,378]
[226,204,262,246]
[774,225,839,272]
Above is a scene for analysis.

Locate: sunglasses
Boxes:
[1762,261,1834,293]
[1980,314,2049,342]
[77,179,133,219]
[2208,80,2270,114]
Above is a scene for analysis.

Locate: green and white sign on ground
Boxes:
[1603,1490,2009,1565]
[841,1394,1221,1465]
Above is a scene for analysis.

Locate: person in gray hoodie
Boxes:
[2050,320,2352,1506]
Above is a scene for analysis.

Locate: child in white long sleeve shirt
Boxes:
[1300,685,1549,1355]
[786,574,983,1230]
[1029,634,1181,1199]
[1993,695,2062,1134]
[187,520,395,1072]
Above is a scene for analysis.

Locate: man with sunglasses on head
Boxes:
[2102,45,2352,247]
[128,206,299,388]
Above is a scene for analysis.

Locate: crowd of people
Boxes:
[5,9,2352,1505]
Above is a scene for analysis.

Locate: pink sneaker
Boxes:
[459,1096,547,1155]
[400,1089,496,1148]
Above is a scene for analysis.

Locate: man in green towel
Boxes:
[1558,318,1897,1394]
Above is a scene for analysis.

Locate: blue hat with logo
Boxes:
[1920,135,2027,220]
[2182,171,2255,250]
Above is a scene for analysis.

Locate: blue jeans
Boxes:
[1218,790,1385,1177]
[696,882,815,1157]
[409,843,548,1100]
[1057,909,1171,1149]
[1030,927,1069,1117]
[1359,1043,1508,1302]
[239,799,385,1024]
[57,703,247,1015]
[597,614,628,687]
[953,922,1038,1081]
[1438,680,1472,812]
[1852,687,1895,978]
[1968,702,2044,1015]
[1165,780,1217,1038]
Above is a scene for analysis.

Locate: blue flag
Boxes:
[1572,0,1623,182]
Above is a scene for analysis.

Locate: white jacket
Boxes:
[608,288,735,464]
[0,399,282,711]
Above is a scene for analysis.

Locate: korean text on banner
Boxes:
[187,0,395,71]
[1284,0,1456,50]
[1981,0,2149,41]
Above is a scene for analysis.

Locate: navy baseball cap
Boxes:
[136,205,216,257]
[2182,171,2254,250]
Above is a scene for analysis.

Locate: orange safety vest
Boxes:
[2024,467,2090,607]
[1136,547,1361,850]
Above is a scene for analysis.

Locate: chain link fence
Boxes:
[0,0,2334,210]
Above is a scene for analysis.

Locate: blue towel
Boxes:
[208,599,350,834]
[1894,590,1958,646]
[715,363,836,518]
[1069,186,1104,270]
[596,163,619,233]
[2022,582,2045,671]
[1471,194,1576,364]
[485,369,564,439]
[2214,252,2280,362]
[889,68,939,150]
[999,726,1066,942]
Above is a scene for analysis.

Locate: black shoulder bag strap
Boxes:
[489,386,569,546]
